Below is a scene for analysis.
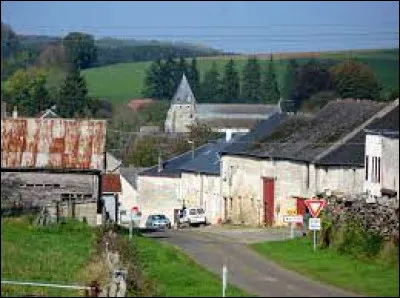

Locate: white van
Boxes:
[179,207,207,226]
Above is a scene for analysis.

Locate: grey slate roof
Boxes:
[178,139,237,175]
[220,113,287,155]
[196,104,280,117]
[316,105,399,166]
[225,99,386,164]
[139,137,242,177]
[172,74,196,104]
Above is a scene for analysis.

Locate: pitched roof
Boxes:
[139,143,210,178]
[196,104,280,116]
[127,98,155,112]
[172,74,196,104]
[220,113,287,155]
[198,118,263,130]
[139,137,239,177]
[316,104,399,166]
[178,139,236,175]
[35,107,59,119]
[120,167,147,189]
[238,99,387,163]
[102,173,121,193]
[1,118,107,170]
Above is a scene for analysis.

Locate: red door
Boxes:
[263,178,275,226]
[296,198,306,227]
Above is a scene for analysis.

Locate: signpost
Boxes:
[304,199,326,252]
[283,215,303,239]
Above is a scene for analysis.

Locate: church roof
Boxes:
[172,74,196,104]
[196,104,280,118]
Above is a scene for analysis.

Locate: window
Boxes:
[365,155,369,181]
[189,209,196,215]
[371,157,375,183]
[377,157,381,183]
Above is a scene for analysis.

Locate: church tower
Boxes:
[165,74,197,133]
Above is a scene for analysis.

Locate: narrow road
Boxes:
[145,229,359,297]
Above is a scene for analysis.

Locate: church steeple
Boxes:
[172,74,196,105]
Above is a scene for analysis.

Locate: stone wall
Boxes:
[323,195,399,239]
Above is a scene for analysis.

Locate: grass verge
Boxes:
[250,237,399,297]
[1,217,98,297]
[132,234,250,297]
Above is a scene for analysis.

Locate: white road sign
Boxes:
[309,218,321,230]
[283,215,303,223]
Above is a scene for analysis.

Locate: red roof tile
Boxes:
[102,173,121,193]
[127,99,155,112]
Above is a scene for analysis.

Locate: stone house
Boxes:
[220,99,399,226]
[1,117,107,226]
[165,74,281,134]
[364,129,399,201]
[137,137,236,226]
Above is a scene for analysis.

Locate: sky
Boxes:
[1,1,399,53]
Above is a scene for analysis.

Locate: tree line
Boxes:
[143,54,391,111]
[142,56,282,104]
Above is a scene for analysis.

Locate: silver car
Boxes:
[145,214,171,229]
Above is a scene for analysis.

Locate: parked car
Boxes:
[179,207,207,227]
[145,214,171,229]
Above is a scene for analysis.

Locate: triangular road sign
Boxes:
[304,199,326,218]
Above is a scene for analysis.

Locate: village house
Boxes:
[1,115,107,226]
[136,135,239,226]
[164,74,282,135]
[220,98,399,227]
[364,129,399,201]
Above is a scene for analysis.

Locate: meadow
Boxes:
[82,48,399,105]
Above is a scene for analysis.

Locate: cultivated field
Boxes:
[82,48,399,105]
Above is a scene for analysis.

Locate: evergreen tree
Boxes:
[177,57,188,78]
[262,55,280,103]
[200,62,221,103]
[241,56,262,103]
[142,59,163,99]
[281,59,298,112]
[57,66,91,118]
[221,59,240,103]
[187,57,200,95]
[162,57,179,99]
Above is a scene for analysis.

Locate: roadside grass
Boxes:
[251,237,399,297]
[1,217,97,297]
[83,48,399,105]
[132,234,251,297]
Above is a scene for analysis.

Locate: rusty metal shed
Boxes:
[1,118,107,170]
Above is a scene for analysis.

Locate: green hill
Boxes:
[82,48,399,105]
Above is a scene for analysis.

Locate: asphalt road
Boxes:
[144,228,359,297]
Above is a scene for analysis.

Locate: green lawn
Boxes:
[82,48,399,105]
[1,217,96,297]
[251,237,399,297]
[133,235,250,297]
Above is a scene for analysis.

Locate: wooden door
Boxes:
[296,198,306,227]
[263,178,275,226]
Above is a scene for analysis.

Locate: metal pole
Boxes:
[1,280,91,290]
[290,223,294,239]
[313,230,316,252]
[129,210,133,240]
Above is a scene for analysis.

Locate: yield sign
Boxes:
[304,199,326,218]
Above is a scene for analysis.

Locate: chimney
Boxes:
[157,151,163,173]
[225,130,233,142]
[12,106,18,119]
